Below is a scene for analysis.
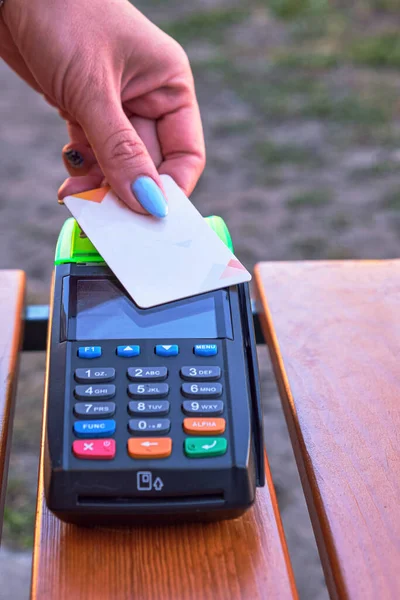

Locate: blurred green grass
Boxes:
[162,7,250,43]
[3,479,35,550]
[286,189,333,209]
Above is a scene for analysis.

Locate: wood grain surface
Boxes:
[0,270,25,536]
[32,459,297,597]
[255,260,400,600]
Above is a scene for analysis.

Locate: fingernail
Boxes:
[64,149,84,169]
[131,176,168,218]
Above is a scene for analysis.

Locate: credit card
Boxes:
[64,175,251,308]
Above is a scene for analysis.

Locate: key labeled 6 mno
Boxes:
[181,383,222,399]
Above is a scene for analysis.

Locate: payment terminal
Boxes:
[44,216,265,524]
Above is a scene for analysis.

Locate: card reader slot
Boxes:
[77,493,225,507]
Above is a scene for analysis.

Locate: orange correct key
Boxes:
[183,418,226,435]
[128,437,172,459]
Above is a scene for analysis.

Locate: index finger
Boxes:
[157,100,206,196]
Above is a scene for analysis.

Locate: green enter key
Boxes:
[184,437,227,458]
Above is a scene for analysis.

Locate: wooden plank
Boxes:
[32,455,297,596]
[255,260,400,600]
[0,270,25,537]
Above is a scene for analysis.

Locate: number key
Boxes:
[181,366,221,381]
[128,383,169,399]
[182,400,224,416]
[181,382,222,399]
[74,384,116,400]
[74,402,116,418]
[128,401,170,416]
[75,367,115,383]
[127,367,168,381]
[128,418,170,434]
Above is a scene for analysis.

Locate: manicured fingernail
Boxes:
[64,149,84,168]
[131,176,168,218]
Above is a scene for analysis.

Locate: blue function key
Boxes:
[78,346,102,359]
[194,344,218,357]
[117,345,140,357]
[155,344,179,357]
[74,419,116,438]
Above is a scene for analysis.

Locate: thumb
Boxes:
[78,96,168,218]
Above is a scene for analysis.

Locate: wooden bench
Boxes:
[255,260,400,600]
[0,270,25,539]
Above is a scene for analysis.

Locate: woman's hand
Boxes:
[0,0,205,217]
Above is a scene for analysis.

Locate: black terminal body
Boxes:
[44,262,265,524]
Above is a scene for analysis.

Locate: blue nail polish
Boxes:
[131,176,168,218]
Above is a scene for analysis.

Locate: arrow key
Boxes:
[128,437,172,459]
[155,344,179,357]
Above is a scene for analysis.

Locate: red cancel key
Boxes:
[72,439,116,460]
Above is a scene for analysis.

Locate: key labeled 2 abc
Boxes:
[127,367,168,381]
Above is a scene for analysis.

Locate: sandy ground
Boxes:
[2,1,400,598]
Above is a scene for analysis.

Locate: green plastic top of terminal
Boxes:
[54,215,234,265]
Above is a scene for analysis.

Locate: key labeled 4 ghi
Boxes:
[74,384,116,400]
